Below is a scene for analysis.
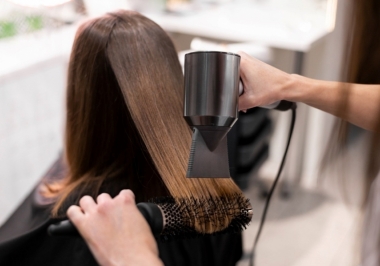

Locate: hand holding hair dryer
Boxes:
[183,51,295,178]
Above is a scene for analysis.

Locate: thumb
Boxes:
[239,92,257,111]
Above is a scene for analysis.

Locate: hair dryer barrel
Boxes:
[184,51,240,128]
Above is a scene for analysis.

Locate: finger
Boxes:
[118,189,135,204]
[238,51,251,71]
[239,94,256,110]
[97,193,112,205]
[237,50,249,58]
[239,80,244,96]
[67,205,84,224]
[66,205,90,242]
[79,195,96,213]
[119,189,135,200]
[238,51,247,72]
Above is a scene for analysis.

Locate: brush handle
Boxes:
[47,202,163,237]
[262,100,295,111]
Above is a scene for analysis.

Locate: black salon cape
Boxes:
[0,166,242,266]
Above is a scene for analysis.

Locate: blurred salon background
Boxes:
[0,0,365,265]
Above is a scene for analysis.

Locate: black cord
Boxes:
[249,105,297,266]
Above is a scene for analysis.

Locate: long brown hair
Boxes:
[347,0,380,192]
[47,10,243,233]
[322,0,380,196]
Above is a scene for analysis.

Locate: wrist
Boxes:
[281,74,307,102]
[131,251,163,266]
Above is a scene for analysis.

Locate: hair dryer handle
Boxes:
[239,81,296,111]
[262,100,297,111]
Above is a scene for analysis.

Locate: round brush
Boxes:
[48,194,252,241]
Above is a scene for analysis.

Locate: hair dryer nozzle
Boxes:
[186,127,230,178]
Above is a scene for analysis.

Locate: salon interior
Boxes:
[0,0,368,265]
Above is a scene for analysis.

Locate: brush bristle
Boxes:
[150,194,252,241]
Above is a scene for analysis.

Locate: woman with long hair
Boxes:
[26,1,380,265]
[0,10,246,266]
[65,1,380,264]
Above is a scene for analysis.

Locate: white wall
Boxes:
[0,23,76,224]
[0,61,67,224]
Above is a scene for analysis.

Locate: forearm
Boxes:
[284,74,380,132]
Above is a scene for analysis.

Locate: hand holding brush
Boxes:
[49,191,252,240]
[49,189,252,265]
[62,190,163,266]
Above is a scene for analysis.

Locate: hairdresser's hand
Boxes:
[238,51,292,111]
[67,190,163,266]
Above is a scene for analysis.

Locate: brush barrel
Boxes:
[47,203,163,237]
[184,51,240,128]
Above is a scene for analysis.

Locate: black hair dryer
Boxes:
[183,51,240,178]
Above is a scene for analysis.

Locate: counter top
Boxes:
[145,0,336,52]
[0,0,336,82]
